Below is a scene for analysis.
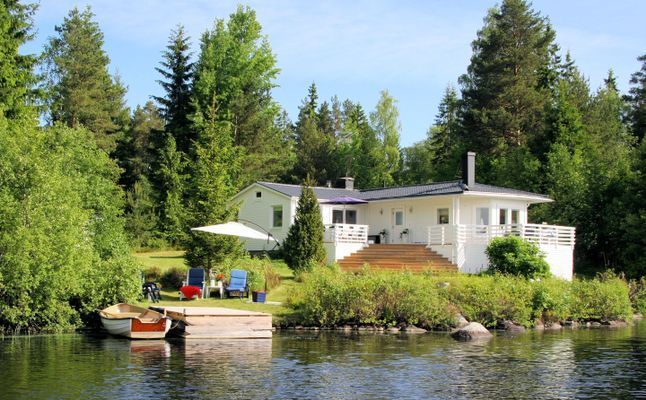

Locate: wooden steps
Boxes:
[338,244,458,273]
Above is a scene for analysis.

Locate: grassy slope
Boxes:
[133,250,297,323]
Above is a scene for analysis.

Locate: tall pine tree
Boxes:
[0,0,37,118]
[42,6,128,153]
[153,25,194,155]
[459,0,556,187]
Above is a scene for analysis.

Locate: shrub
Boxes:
[570,277,632,321]
[160,267,187,290]
[628,277,646,315]
[531,278,572,323]
[289,267,453,328]
[486,236,550,278]
[143,267,162,282]
[439,274,534,327]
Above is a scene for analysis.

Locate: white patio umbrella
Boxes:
[191,221,276,242]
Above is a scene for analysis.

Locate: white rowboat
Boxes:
[99,303,171,339]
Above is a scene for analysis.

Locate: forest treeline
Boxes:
[0,0,644,331]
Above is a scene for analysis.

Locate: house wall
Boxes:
[232,184,293,251]
[364,196,453,244]
[458,196,529,225]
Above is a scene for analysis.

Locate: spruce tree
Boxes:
[42,6,128,153]
[0,0,37,118]
[156,134,188,246]
[282,182,326,273]
[117,101,164,190]
[428,85,461,181]
[625,54,646,141]
[459,0,556,185]
[292,83,337,184]
[153,25,194,155]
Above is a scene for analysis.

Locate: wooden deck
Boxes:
[152,306,272,339]
[337,244,458,273]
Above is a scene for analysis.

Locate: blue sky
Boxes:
[24,0,646,146]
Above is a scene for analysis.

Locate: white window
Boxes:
[394,210,404,226]
[437,208,449,224]
[272,205,283,228]
[476,207,489,225]
[332,209,357,224]
[511,209,520,225]
[499,209,508,225]
[345,210,357,224]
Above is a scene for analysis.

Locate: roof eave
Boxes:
[462,191,553,203]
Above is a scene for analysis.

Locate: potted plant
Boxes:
[379,228,388,244]
[250,270,266,303]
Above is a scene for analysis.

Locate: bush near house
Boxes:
[215,257,282,292]
[486,236,550,278]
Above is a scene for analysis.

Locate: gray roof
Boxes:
[257,180,550,202]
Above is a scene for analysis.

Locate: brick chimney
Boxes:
[461,152,476,187]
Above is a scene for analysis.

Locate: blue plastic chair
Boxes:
[179,268,206,300]
[225,269,249,299]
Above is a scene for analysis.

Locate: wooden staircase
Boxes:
[337,244,458,273]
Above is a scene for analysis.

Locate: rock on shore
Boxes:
[450,322,493,341]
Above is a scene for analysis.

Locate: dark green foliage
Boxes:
[155,134,188,246]
[292,83,339,184]
[116,101,164,190]
[0,116,140,333]
[159,267,186,290]
[153,25,194,154]
[282,184,326,273]
[124,177,161,249]
[625,54,646,141]
[42,6,128,153]
[459,0,555,186]
[0,0,37,118]
[486,236,550,278]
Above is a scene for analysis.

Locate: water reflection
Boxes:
[0,323,644,399]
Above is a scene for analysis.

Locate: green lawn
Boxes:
[133,250,297,323]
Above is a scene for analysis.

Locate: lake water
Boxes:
[1,322,645,399]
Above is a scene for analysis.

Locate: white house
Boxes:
[231,153,576,280]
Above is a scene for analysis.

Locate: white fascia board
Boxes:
[231,182,292,202]
[462,191,553,203]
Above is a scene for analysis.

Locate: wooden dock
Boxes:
[152,307,272,339]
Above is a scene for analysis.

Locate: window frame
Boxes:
[271,205,283,228]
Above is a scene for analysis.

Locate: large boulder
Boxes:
[450,322,493,341]
[455,314,470,329]
[501,320,526,333]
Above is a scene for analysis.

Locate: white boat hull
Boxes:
[99,303,172,339]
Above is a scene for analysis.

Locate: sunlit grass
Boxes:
[133,250,296,323]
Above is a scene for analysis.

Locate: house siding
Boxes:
[233,184,292,251]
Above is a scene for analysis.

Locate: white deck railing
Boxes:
[324,224,368,244]
[427,224,576,248]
